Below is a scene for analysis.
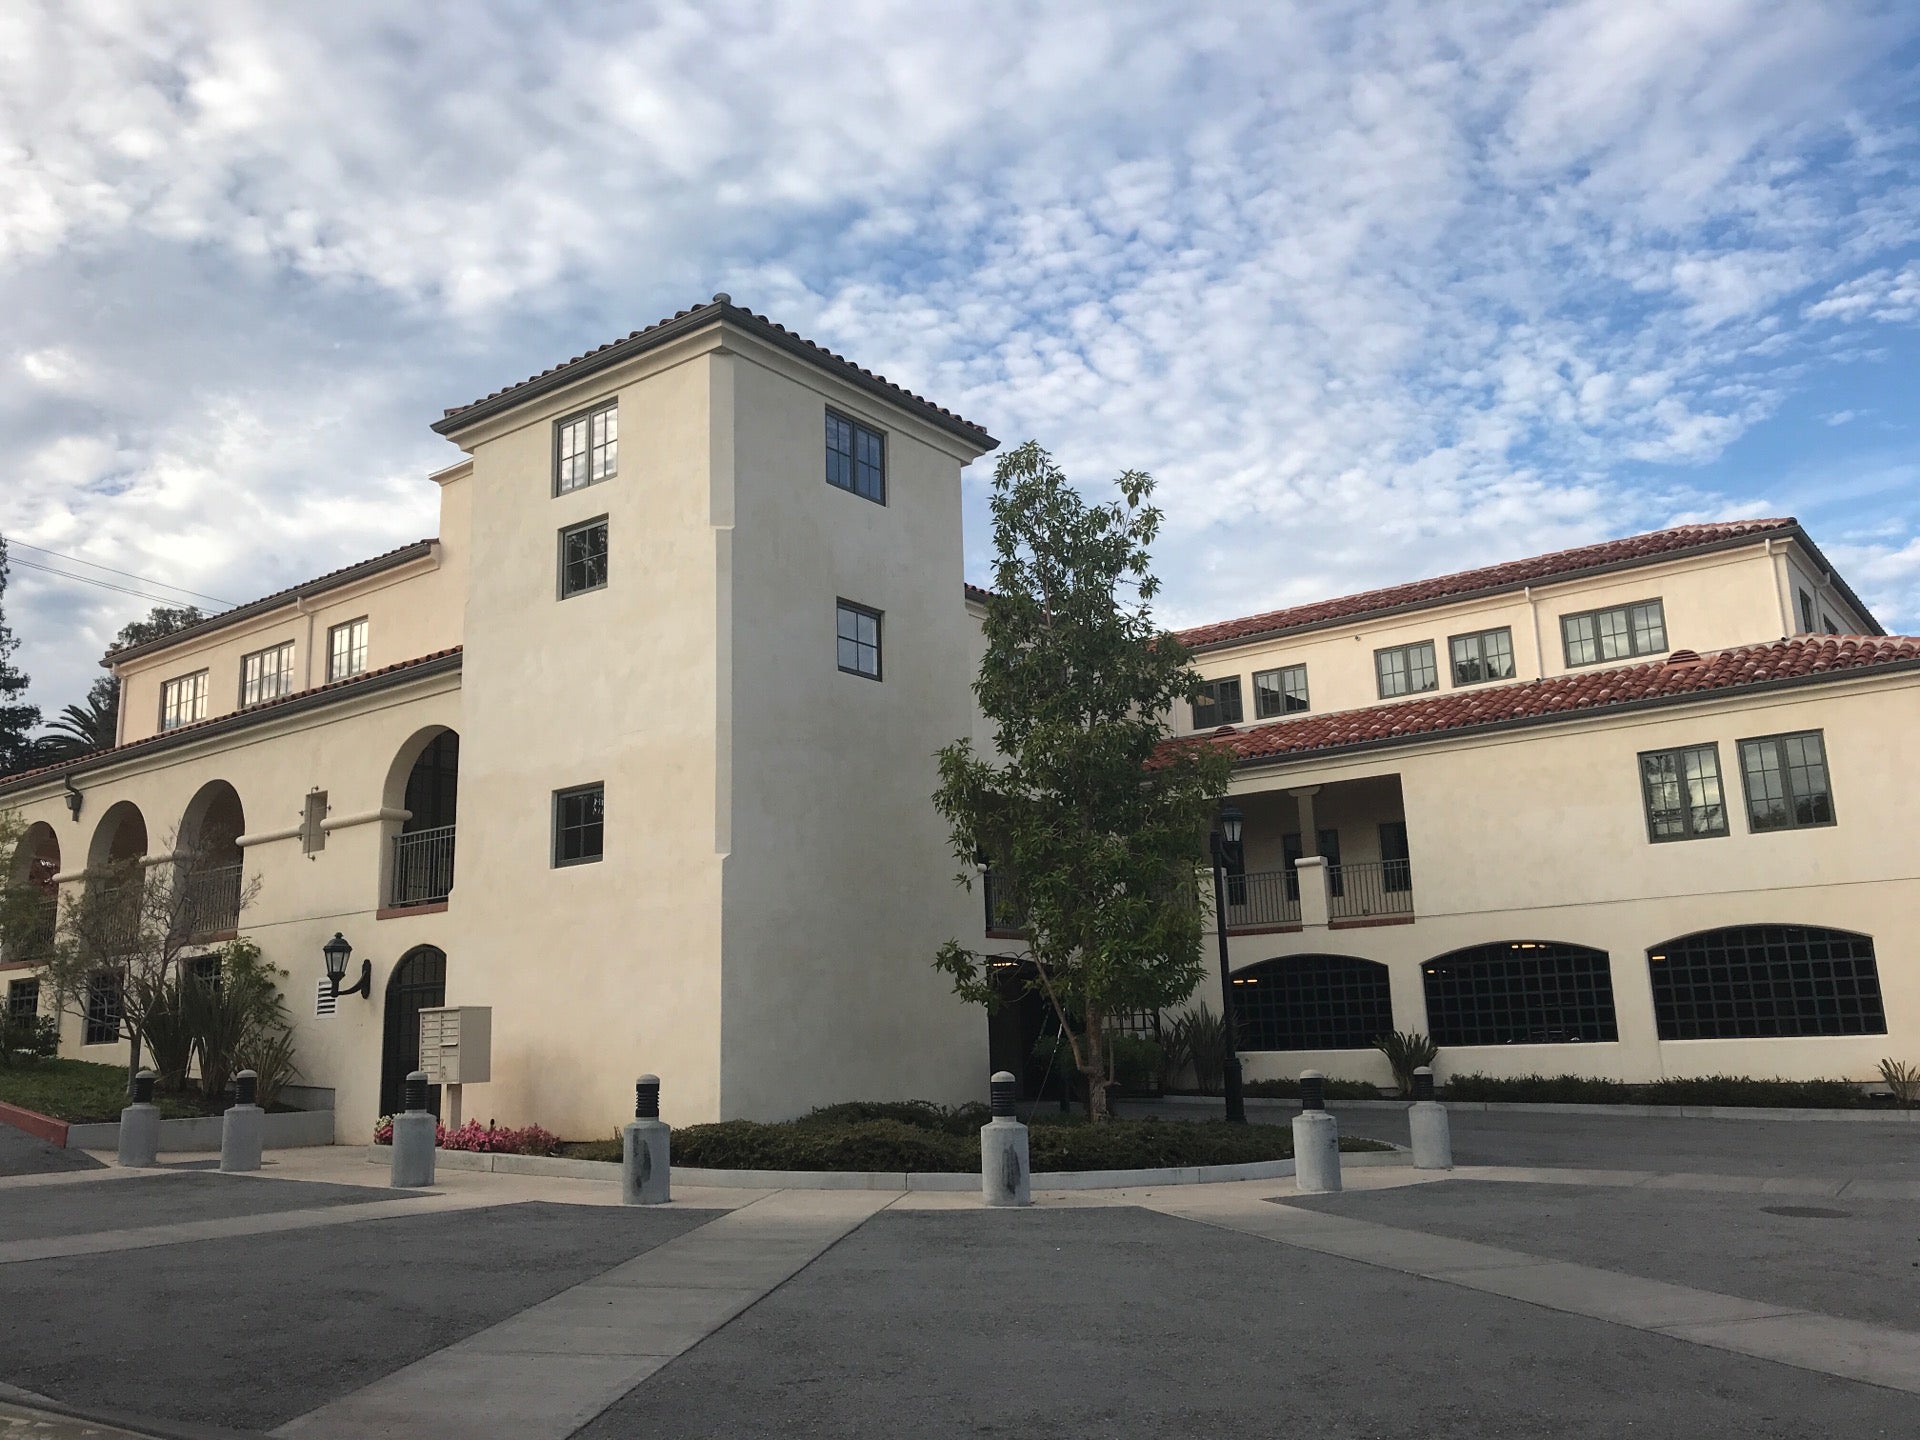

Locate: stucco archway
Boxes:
[86,800,148,871]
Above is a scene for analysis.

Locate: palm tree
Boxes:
[37,679,117,759]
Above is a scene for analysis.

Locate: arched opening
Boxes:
[1232,954,1394,1052]
[1648,925,1884,1040]
[1421,941,1618,1047]
[2,821,60,963]
[87,800,148,871]
[380,945,447,1118]
[177,781,246,941]
[383,728,458,909]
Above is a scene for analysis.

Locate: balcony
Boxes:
[1216,775,1418,934]
[177,863,243,941]
[390,824,456,909]
[0,888,57,964]
[1220,869,1303,932]
[1327,859,1414,924]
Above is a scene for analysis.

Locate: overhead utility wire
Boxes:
[3,538,235,607]
[6,555,233,612]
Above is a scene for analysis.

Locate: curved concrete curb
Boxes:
[1152,1095,1919,1124]
[365,1145,1409,1190]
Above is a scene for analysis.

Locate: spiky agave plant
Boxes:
[1374,1030,1439,1097]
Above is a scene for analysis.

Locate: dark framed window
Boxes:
[836,600,882,679]
[1191,676,1243,728]
[1234,955,1394,1051]
[7,977,39,1019]
[1283,829,1342,900]
[825,409,886,504]
[1738,731,1835,833]
[1798,589,1816,633]
[1562,599,1666,667]
[553,783,605,867]
[1448,627,1515,686]
[1375,641,1437,698]
[240,640,296,706]
[328,618,368,681]
[84,972,122,1045]
[1823,613,1839,635]
[1379,821,1412,892]
[159,671,208,731]
[559,517,609,598]
[1649,926,1884,1040]
[1422,942,1619,1046]
[555,400,618,495]
[189,954,222,990]
[1253,664,1308,718]
[1640,744,1728,842]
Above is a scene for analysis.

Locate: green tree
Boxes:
[0,540,41,776]
[106,604,205,655]
[37,677,117,759]
[933,441,1230,1122]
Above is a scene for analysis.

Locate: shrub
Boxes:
[1877,1059,1919,1106]
[1107,1034,1164,1094]
[372,1116,561,1155]
[797,1100,989,1135]
[1241,1076,1382,1100]
[0,1011,59,1066]
[1167,1005,1226,1094]
[1373,1031,1438,1097]
[1442,1072,1881,1108]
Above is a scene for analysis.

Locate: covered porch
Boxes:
[1216,774,1415,934]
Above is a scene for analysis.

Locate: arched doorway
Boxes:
[384,729,458,909]
[380,945,447,1118]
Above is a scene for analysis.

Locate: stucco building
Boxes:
[3,295,1917,1135]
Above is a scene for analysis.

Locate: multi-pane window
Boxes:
[1422,942,1620,1046]
[1562,599,1666,667]
[555,400,618,495]
[559,518,609,598]
[1375,641,1438,699]
[1640,744,1728,842]
[328,618,368,681]
[84,972,121,1045]
[553,783,605,867]
[1191,676,1243,728]
[1823,613,1839,635]
[1649,926,1884,1040]
[1798,590,1816,633]
[825,410,886,504]
[1234,955,1395,1052]
[1379,821,1412,893]
[836,600,883,679]
[159,671,208,731]
[1738,731,1835,832]
[1253,664,1309,718]
[7,978,39,1020]
[240,641,296,706]
[1449,627,1515,686]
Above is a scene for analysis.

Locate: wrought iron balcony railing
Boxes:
[1327,859,1415,921]
[391,824,456,908]
[177,863,243,940]
[1219,868,1303,931]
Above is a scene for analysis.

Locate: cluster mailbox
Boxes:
[417,1006,492,1086]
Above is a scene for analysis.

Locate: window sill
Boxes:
[378,901,449,920]
[1328,916,1417,931]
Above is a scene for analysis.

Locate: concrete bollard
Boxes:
[1291,1070,1342,1194]
[622,1075,671,1206]
[1408,1066,1452,1171]
[117,1069,162,1168]
[980,1071,1031,1207]
[389,1070,437,1188]
[219,1069,264,1173]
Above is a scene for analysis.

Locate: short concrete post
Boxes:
[116,1069,162,1168]
[1292,1070,1342,1194]
[389,1070,437,1188]
[219,1069,264,1173]
[1408,1066,1452,1171]
[981,1071,1030,1207]
[622,1075,671,1206]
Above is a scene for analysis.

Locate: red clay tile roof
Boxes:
[0,648,463,795]
[1158,636,1920,769]
[963,582,994,606]
[105,539,439,667]
[433,295,996,449]
[1177,520,1800,650]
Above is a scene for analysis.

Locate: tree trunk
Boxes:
[126,1031,142,1098]
[1081,1003,1111,1123]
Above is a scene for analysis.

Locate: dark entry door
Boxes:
[380,945,446,1118]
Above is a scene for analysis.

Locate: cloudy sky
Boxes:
[2,0,1917,718]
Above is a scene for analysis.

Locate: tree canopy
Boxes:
[0,540,41,776]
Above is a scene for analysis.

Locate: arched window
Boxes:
[1234,955,1393,1051]
[1421,942,1618,1046]
[1648,926,1884,1040]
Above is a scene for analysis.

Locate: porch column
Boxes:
[1289,786,1321,854]
[1295,855,1331,930]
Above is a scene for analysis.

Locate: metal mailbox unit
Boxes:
[417,1006,492,1126]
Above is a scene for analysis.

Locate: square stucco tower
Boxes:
[434,298,997,1131]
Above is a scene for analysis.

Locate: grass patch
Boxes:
[0,1058,213,1123]
[560,1099,1392,1172]
[1442,1072,1892,1108]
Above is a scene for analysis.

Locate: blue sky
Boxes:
[2,0,1917,716]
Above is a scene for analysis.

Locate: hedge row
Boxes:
[1440,1073,1889,1108]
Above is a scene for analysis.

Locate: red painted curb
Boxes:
[0,1099,69,1147]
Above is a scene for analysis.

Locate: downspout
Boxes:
[1524,586,1544,676]
[297,595,316,691]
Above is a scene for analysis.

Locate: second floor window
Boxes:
[1191,676,1243,728]
[1563,599,1666,667]
[328,618,368,681]
[1375,641,1437,699]
[1253,664,1309,718]
[553,783,605,866]
[1449,627,1515,686]
[160,671,208,731]
[1738,731,1835,832]
[1640,743,1728,842]
[826,410,886,503]
[559,518,609,598]
[836,600,883,679]
[1799,589,1816,633]
[555,400,617,494]
[240,641,296,706]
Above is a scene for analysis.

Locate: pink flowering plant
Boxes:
[372,1116,560,1156]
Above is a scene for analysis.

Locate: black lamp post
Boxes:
[324,931,371,1000]
[1209,802,1247,1124]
